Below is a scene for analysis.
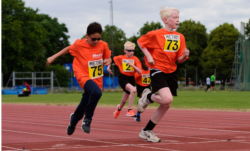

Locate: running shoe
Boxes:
[134,116,141,122]
[137,88,151,113]
[67,113,76,135]
[81,118,91,134]
[139,128,161,142]
[114,104,121,119]
[126,109,136,117]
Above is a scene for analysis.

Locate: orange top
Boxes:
[113,54,141,76]
[138,28,186,74]
[69,38,111,90]
[135,68,151,87]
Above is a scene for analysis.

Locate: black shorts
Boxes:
[150,70,178,96]
[118,74,135,94]
[206,85,211,88]
[136,84,151,98]
[211,82,215,86]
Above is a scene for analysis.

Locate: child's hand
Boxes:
[146,55,155,66]
[127,61,133,66]
[46,57,55,66]
[183,48,189,58]
[107,68,113,75]
[104,57,112,66]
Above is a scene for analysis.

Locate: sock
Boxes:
[147,92,153,103]
[144,119,156,131]
[136,112,140,117]
[128,109,132,112]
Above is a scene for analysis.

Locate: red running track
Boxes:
[2,104,250,151]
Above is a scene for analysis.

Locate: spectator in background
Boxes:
[210,74,216,91]
[205,77,210,92]
[18,81,31,97]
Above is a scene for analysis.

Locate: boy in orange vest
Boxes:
[137,7,189,142]
[46,22,112,135]
[107,41,141,118]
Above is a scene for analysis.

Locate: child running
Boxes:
[107,41,142,118]
[137,7,190,142]
[46,22,112,135]
[134,57,151,122]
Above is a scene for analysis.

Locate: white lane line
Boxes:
[3,114,250,127]
[2,120,250,144]
[3,111,250,121]
[3,119,250,135]
[2,129,178,151]
[2,145,23,150]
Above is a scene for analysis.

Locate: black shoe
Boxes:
[67,113,76,135]
[134,116,141,122]
[81,119,91,133]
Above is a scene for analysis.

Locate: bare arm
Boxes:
[137,41,155,65]
[107,64,113,75]
[103,57,112,66]
[46,46,70,66]
[128,62,142,74]
[177,48,190,63]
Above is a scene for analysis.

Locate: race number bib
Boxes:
[163,35,180,52]
[142,74,151,84]
[122,59,134,72]
[88,59,103,79]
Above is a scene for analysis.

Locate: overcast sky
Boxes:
[24,0,250,45]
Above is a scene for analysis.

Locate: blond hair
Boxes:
[159,6,179,21]
[124,41,136,49]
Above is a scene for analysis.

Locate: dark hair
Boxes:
[140,57,145,62]
[87,22,103,35]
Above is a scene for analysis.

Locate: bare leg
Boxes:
[150,87,173,124]
[119,92,129,110]
[125,84,136,109]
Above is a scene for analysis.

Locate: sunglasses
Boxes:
[89,36,102,41]
[126,49,135,52]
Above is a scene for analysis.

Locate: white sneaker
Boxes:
[137,88,151,113]
[139,128,161,142]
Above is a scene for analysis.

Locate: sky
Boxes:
[23,0,250,45]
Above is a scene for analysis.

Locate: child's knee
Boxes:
[162,97,173,106]
[93,89,102,97]
[130,88,136,95]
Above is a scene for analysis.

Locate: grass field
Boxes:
[2,91,250,111]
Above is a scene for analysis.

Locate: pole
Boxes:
[196,69,197,88]
[185,69,186,88]
[110,0,115,92]
[12,71,15,87]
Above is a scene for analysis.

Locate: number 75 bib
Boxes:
[88,59,103,79]
[164,35,180,52]
[122,59,134,72]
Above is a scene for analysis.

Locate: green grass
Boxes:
[2,91,250,111]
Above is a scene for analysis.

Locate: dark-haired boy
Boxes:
[46,22,112,135]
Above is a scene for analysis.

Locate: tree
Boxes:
[2,0,47,74]
[245,19,250,38]
[201,23,239,79]
[176,20,208,84]
[38,14,72,65]
[100,25,127,57]
[129,21,163,59]
[176,20,208,69]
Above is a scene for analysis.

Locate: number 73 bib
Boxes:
[122,59,134,72]
[88,59,103,79]
[164,35,180,52]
